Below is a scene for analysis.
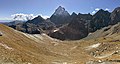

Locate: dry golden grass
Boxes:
[0,24,120,64]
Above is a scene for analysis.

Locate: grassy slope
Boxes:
[0,24,120,64]
[0,24,68,64]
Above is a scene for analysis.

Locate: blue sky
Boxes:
[0,0,120,20]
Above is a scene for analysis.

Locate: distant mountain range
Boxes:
[5,6,120,40]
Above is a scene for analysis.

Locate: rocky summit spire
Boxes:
[53,6,70,16]
[50,6,70,25]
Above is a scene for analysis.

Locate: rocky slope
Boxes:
[84,22,120,64]
[84,22,120,40]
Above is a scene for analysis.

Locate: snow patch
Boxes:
[70,46,78,51]
[52,62,66,64]
[94,52,115,59]
[52,61,76,64]
[22,33,43,42]
[0,43,13,50]
[27,62,32,64]
[89,43,101,48]
[86,43,101,50]
[33,34,43,40]
[53,29,59,32]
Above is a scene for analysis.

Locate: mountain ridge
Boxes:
[5,6,120,40]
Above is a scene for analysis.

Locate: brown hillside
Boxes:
[0,24,120,64]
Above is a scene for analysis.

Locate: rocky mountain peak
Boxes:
[53,6,70,16]
[71,12,78,16]
[94,9,110,16]
[70,12,78,19]
[50,6,70,25]
[26,15,45,24]
[110,7,120,25]
[56,6,65,11]
[36,15,45,21]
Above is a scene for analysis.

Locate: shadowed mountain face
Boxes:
[50,6,70,25]
[84,22,120,40]
[90,9,111,32]
[7,16,55,34]
[77,13,92,21]
[89,7,120,32]
[23,16,56,34]
[48,14,88,40]
[26,16,45,24]
[110,7,120,25]
[48,7,120,40]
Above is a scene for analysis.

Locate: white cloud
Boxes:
[95,8,100,11]
[11,13,34,21]
[105,8,110,11]
[91,11,96,15]
[91,7,110,15]
[11,13,49,21]
[91,8,100,15]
